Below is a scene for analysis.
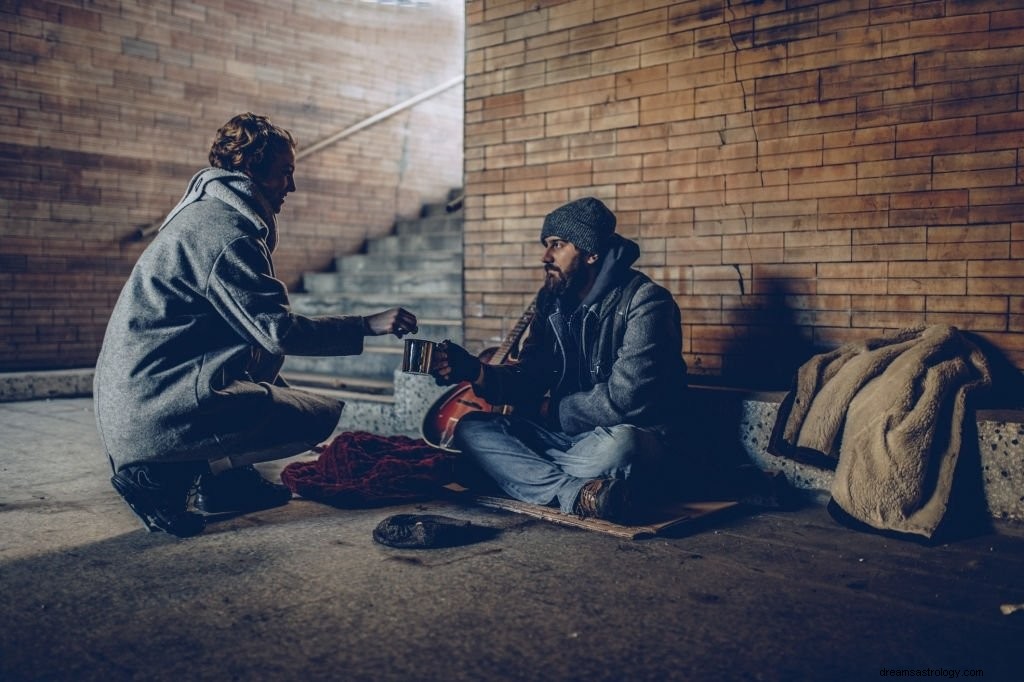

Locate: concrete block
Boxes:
[729,390,1024,523]
[0,368,94,402]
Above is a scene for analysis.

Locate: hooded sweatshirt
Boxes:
[94,168,366,470]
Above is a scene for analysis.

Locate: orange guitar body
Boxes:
[422,374,513,453]
[421,303,536,453]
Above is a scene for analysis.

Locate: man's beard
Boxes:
[544,255,587,297]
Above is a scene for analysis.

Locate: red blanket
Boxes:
[281,431,455,507]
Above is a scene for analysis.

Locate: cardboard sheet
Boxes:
[468,495,739,540]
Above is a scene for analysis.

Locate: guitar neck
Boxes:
[487,299,537,366]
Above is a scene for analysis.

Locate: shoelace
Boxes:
[576,480,604,517]
[183,477,201,511]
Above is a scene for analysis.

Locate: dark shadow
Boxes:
[930,410,994,542]
[963,331,1024,410]
[667,274,826,511]
[664,387,807,514]
[715,277,817,391]
[655,502,754,539]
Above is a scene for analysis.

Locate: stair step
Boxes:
[291,292,462,320]
[333,252,461,274]
[288,189,464,385]
[368,321,462,344]
[283,322,464,380]
[367,232,462,255]
[303,270,462,295]
[394,214,463,235]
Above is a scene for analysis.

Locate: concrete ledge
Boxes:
[687,385,1024,524]
[0,368,94,402]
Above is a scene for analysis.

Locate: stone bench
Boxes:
[686,385,1024,524]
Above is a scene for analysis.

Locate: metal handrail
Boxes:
[297,75,463,160]
[132,75,464,241]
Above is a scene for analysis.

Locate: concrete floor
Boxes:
[2,397,1023,681]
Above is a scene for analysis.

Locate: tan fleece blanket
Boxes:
[769,325,991,538]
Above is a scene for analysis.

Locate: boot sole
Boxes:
[110,473,205,537]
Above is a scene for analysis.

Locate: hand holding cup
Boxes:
[429,340,482,386]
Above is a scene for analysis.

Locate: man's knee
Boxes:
[453,412,506,452]
[593,424,657,456]
[564,424,662,479]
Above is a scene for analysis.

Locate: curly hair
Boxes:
[208,112,296,179]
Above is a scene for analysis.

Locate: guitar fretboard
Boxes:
[488,299,537,366]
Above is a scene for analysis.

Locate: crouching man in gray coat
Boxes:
[94,113,419,537]
[429,197,687,523]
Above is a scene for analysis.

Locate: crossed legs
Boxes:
[454,412,667,514]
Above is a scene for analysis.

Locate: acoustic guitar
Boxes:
[420,299,537,453]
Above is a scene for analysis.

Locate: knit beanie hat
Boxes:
[540,197,616,255]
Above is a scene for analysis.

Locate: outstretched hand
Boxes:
[364,307,418,338]
[430,340,482,386]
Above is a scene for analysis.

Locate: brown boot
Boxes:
[573,478,631,523]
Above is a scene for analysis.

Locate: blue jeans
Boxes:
[454,413,668,514]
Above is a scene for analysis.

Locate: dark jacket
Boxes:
[476,234,687,436]
[94,168,366,470]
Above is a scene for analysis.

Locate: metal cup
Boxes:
[402,338,436,374]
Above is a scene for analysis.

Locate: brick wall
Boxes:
[0,0,464,371]
[463,0,1024,388]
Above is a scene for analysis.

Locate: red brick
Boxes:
[615,65,667,99]
[967,260,1024,278]
[889,278,967,295]
[592,43,641,76]
[927,295,1006,314]
[850,295,925,313]
[852,311,927,328]
[639,90,695,125]
[591,99,639,131]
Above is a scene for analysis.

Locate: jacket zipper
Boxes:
[548,311,568,396]
[581,305,594,382]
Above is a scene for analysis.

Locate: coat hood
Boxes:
[159,168,279,251]
[580,233,640,309]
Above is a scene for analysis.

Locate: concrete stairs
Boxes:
[281,190,464,435]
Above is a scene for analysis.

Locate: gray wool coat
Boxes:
[94,168,365,471]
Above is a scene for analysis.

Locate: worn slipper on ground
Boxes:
[372,513,498,549]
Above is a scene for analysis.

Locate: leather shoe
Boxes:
[194,465,292,514]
